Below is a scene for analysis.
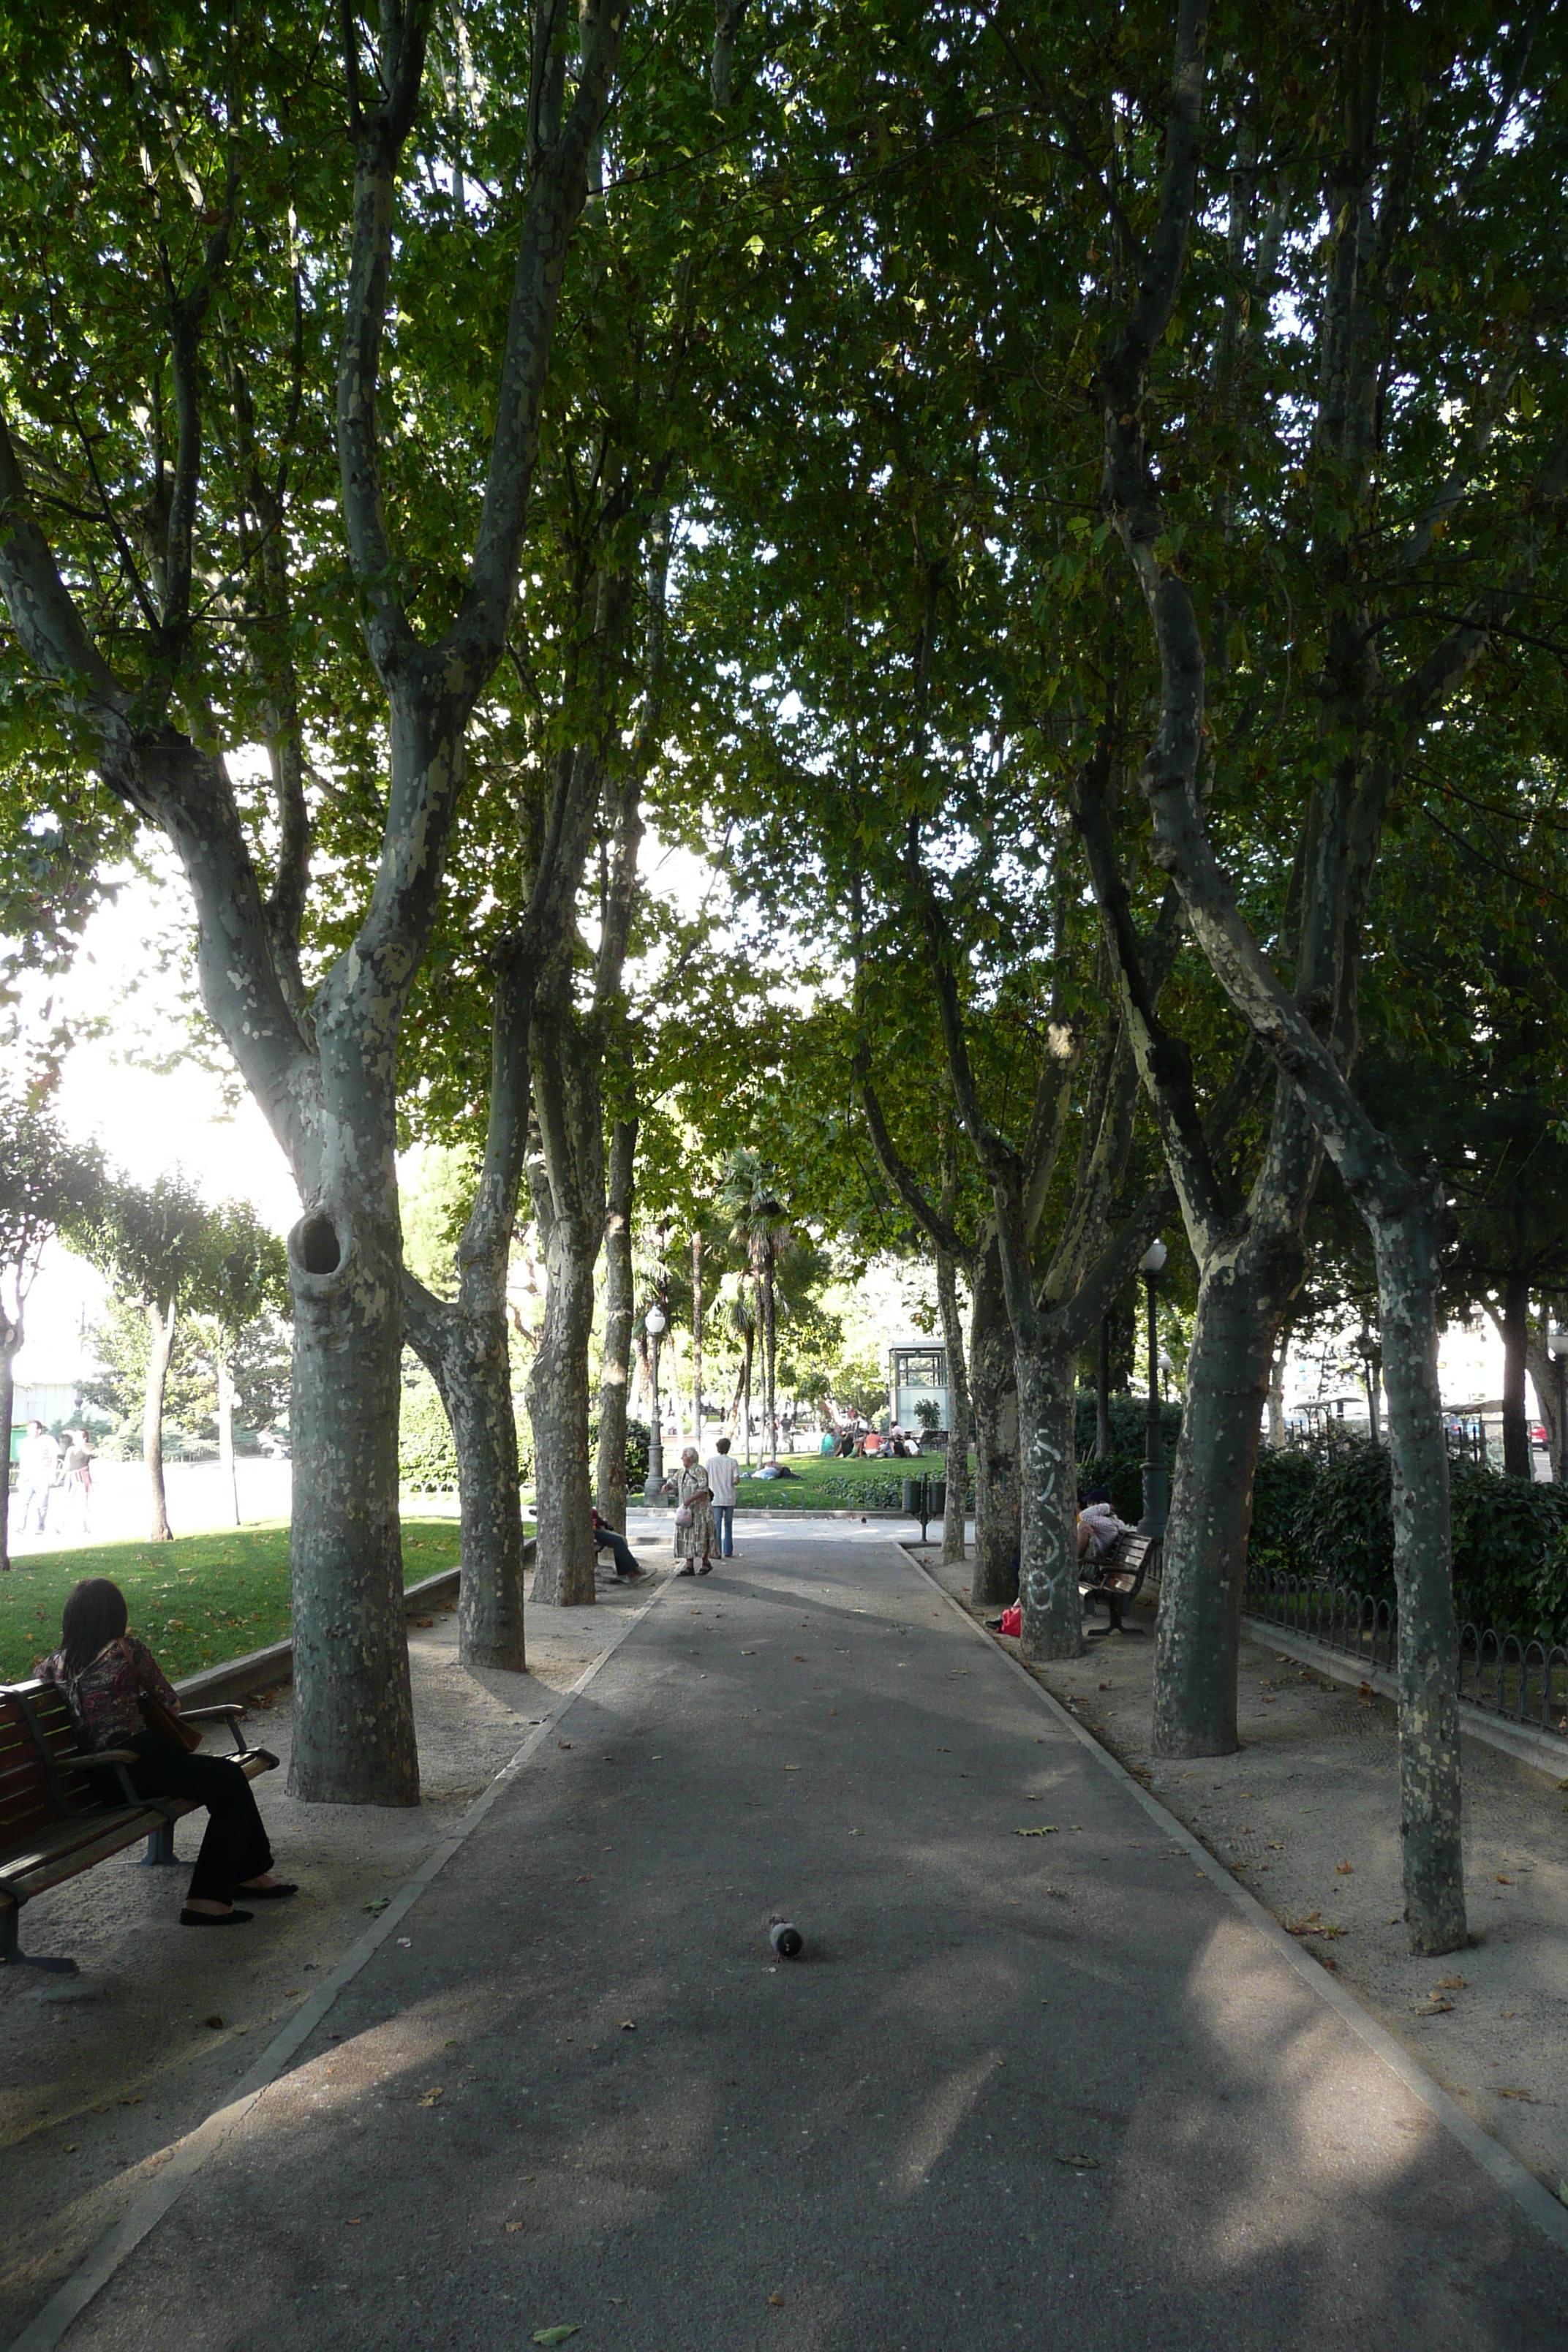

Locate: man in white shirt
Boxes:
[705,1435,740,1558]
[15,1420,59,1537]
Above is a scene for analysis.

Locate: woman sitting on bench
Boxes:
[39,1578,294,1928]
[1077,1487,1133,1561]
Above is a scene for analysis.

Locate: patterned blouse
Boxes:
[39,1635,179,1752]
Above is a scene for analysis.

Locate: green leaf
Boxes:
[532,2330,582,2347]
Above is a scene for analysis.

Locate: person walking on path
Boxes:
[592,1506,645,1583]
[705,1434,739,1558]
[39,1576,295,1925]
[673,1447,717,1576]
[15,1418,59,1539]
[59,1426,94,1536]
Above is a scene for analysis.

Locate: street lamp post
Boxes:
[643,1305,667,1502]
[1548,1325,1568,1487]
[1354,1322,1382,1443]
[1139,1239,1169,1537]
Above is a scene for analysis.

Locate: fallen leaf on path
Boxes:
[1557,2181,1568,2209]
[1267,1842,1283,1852]
[532,2329,581,2346]
[557,1741,572,1750]
[793,1654,807,1662]
[1498,2089,1537,2103]
[1015,1826,1058,1837]
[1055,2152,1099,2171]
[766,2292,785,2306]
[506,2221,524,2232]
[784,1764,801,1771]
[203,2014,223,2029]
[418,2087,444,2107]
[1415,2000,1453,2016]
[345,2217,361,2227]
[620,2020,636,2031]
[1335,1860,1354,1875]
[1358,1683,1373,1700]
[363,1897,390,1914]
[1496,1874,1515,1885]
[575,1874,592,1884]
[1432,1975,1466,1991]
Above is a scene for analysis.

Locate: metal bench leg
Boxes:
[143,1820,179,1866]
[0,1897,78,1973]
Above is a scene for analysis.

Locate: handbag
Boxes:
[674,1504,693,1529]
[140,1691,203,1753]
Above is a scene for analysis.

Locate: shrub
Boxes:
[1450,1459,1568,1637]
[1074,1390,1180,1462]
[1249,1446,1335,1578]
[400,1383,457,1493]
[1251,1436,1568,1640]
[588,1417,649,1492]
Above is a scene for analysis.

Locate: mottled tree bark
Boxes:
[216,1351,240,1526]
[1093,0,1467,1947]
[595,1117,638,1531]
[287,1200,418,1805]
[968,1242,1019,1605]
[935,1239,970,1563]
[1153,1234,1300,1754]
[143,1299,176,1542]
[527,1215,600,1606]
[1014,1336,1084,1660]
[0,0,626,1801]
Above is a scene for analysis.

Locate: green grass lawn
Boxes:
[0,1518,464,1686]
[727,1450,972,1509]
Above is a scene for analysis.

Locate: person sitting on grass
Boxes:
[39,1577,294,1928]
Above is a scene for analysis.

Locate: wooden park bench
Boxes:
[1079,1530,1161,1636]
[0,1678,277,1974]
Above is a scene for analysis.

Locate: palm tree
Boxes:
[726,1286,757,1466]
[719,1151,791,1466]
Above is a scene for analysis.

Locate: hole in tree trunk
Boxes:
[298,1215,342,1275]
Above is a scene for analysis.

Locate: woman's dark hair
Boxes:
[1082,1485,1113,1507]
[60,1578,129,1675]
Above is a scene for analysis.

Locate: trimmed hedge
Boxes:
[590,1417,649,1492]
[399,1384,535,1496]
[1251,1436,1568,1641]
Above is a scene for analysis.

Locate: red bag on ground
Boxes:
[998,1605,1022,1637]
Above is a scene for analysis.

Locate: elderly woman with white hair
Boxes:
[672,1446,717,1576]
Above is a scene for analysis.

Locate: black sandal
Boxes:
[238,1882,298,1901]
[180,1907,255,1926]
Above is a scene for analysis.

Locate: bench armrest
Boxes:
[173,1703,250,1754]
[62,1749,143,1769]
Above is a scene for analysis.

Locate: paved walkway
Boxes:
[15,1528,1568,2350]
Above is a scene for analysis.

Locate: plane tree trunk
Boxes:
[0,5,626,1800]
[595,1116,639,1531]
[143,1299,176,1543]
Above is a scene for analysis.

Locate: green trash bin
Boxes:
[901,1477,921,1516]
[930,1480,946,1515]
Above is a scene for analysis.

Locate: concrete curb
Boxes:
[1243,1616,1568,1777]
[171,1546,533,1711]
[8,1565,672,2352]
[898,1542,1568,2258]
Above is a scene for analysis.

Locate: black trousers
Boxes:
[594,1524,642,1577]
[127,1734,274,1902]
